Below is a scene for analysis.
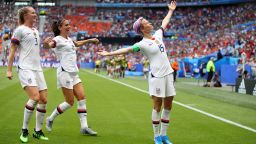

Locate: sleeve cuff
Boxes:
[11,38,20,45]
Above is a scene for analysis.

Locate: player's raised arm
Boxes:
[161,0,177,30]
[73,38,99,47]
[6,43,17,80]
[97,47,133,56]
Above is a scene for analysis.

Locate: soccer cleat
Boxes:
[45,117,53,132]
[20,129,29,143]
[154,136,163,144]
[161,135,173,144]
[80,127,97,136]
[32,129,49,140]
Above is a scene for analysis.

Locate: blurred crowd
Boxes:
[96,0,209,3]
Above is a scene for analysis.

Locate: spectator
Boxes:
[217,49,223,60]
[171,59,179,82]
[204,57,215,87]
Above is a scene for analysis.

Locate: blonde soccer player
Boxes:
[43,18,98,135]
[6,7,49,143]
[97,1,177,144]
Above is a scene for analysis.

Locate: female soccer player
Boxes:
[7,7,48,143]
[97,1,177,144]
[43,19,99,135]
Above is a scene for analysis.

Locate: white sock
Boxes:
[22,99,37,130]
[152,109,160,137]
[160,109,170,136]
[77,99,88,129]
[36,104,46,131]
[48,102,71,121]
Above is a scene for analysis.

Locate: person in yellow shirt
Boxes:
[95,59,101,73]
[204,57,215,87]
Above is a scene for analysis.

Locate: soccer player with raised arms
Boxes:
[43,18,99,135]
[97,1,177,144]
[6,6,49,142]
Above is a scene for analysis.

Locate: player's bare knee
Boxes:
[30,94,40,102]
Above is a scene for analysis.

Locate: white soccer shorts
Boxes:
[57,71,81,89]
[18,69,47,91]
[148,72,176,97]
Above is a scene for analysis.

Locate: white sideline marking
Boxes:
[84,70,256,133]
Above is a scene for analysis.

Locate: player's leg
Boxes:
[160,96,173,144]
[46,87,73,131]
[152,96,163,144]
[46,71,73,132]
[20,86,40,143]
[33,71,48,140]
[160,74,176,144]
[73,82,97,136]
[18,69,39,143]
[33,89,48,140]
[149,73,165,144]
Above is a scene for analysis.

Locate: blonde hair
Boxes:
[18,7,31,25]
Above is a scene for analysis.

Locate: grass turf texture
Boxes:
[0,67,255,144]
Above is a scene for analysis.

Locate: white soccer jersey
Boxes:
[11,25,42,71]
[53,36,78,73]
[132,28,173,77]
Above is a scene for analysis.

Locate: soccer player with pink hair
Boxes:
[97,1,177,144]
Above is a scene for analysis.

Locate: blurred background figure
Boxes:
[204,57,215,87]
[95,58,101,73]
[171,58,179,82]
[143,57,149,79]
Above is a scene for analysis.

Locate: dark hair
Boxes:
[52,19,65,36]
[18,7,31,25]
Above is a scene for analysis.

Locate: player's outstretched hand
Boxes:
[43,37,53,48]
[168,0,177,11]
[97,50,110,56]
[89,38,100,44]
[6,71,13,80]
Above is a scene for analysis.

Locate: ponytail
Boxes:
[52,19,64,36]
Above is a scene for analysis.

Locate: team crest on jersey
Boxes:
[28,78,32,84]
[33,32,36,36]
[156,88,161,95]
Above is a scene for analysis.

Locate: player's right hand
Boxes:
[97,50,110,56]
[43,37,52,48]
[6,71,13,80]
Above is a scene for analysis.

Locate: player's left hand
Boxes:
[168,0,177,11]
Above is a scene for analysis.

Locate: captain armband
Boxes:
[132,44,140,52]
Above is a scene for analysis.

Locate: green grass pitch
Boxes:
[0,67,256,144]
